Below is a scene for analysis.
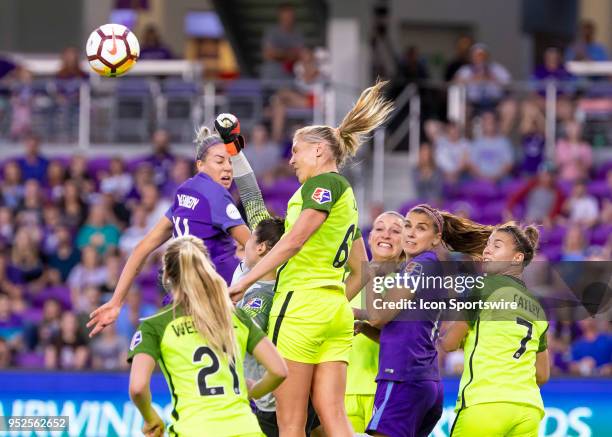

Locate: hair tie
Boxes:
[411,204,444,233]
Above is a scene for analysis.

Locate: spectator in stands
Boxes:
[9,67,34,140]
[533,47,574,84]
[41,204,63,254]
[396,45,429,85]
[139,25,173,60]
[565,20,609,62]
[425,120,470,183]
[57,179,88,229]
[518,102,545,176]
[91,322,128,370]
[17,135,48,183]
[555,120,593,182]
[139,183,171,230]
[0,54,17,80]
[37,298,62,350]
[0,337,11,368]
[0,207,13,244]
[600,169,612,225]
[9,227,45,292]
[467,111,514,182]
[56,47,87,80]
[145,129,175,187]
[44,311,88,370]
[115,286,157,343]
[16,179,44,228]
[0,293,24,349]
[67,245,107,302]
[506,162,564,225]
[561,225,588,261]
[0,252,22,308]
[67,155,95,197]
[119,205,149,255]
[76,203,120,254]
[100,157,133,200]
[453,43,511,114]
[47,225,80,283]
[46,160,66,202]
[413,142,443,203]
[562,180,600,228]
[569,318,612,376]
[99,250,122,297]
[1,161,24,210]
[270,47,323,142]
[246,124,282,179]
[444,35,474,82]
[161,157,192,198]
[260,3,304,81]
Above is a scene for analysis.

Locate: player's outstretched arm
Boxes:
[344,236,370,301]
[536,350,550,386]
[248,337,288,399]
[438,321,470,352]
[129,354,165,437]
[87,217,173,337]
[229,209,327,301]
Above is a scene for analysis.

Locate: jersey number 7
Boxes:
[193,346,241,396]
[513,317,533,359]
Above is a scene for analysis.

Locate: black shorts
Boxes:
[255,401,320,437]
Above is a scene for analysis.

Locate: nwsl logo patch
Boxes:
[311,187,332,204]
[246,297,262,309]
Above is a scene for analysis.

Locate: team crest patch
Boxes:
[405,261,423,276]
[246,297,263,309]
[311,187,332,204]
[130,330,142,351]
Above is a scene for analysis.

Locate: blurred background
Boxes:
[0,0,610,436]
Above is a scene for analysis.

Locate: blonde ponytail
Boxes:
[295,80,394,167]
[336,80,394,163]
[163,236,237,361]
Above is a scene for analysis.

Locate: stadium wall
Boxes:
[0,371,609,437]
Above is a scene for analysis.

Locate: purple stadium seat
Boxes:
[595,161,612,179]
[588,180,610,198]
[15,351,45,369]
[127,157,150,173]
[541,244,563,262]
[540,225,567,246]
[21,307,43,323]
[87,156,111,177]
[499,178,526,197]
[590,224,612,245]
[28,286,71,309]
[262,177,300,199]
[480,201,505,225]
[399,199,422,216]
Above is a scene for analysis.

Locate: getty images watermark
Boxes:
[362,260,612,322]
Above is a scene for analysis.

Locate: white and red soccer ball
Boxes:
[86,23,139,77]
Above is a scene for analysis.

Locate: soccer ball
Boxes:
[86,24,140,77]
[216,113,237,129]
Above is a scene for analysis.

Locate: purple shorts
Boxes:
[366,379,443,437]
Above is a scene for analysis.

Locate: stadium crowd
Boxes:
[0,6,610,376]
[0,122,610,375]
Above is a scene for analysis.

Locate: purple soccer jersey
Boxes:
[165,172,245,284]
[377,250,442,383]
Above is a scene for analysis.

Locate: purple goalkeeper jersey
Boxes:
[165,172,245,284]
[377,250,442,382]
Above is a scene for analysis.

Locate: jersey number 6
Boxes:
[333,224,355,268]
[193,346,241,396]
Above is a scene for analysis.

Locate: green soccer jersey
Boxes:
[128,305,265,437]
[276,172,360,294]
[346,290,379,395]
[456,275,549,414]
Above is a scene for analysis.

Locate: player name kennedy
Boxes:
[177,194,200,210]
[372,297,519,311]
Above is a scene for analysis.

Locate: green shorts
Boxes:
[452,402,544,437]
[345,394,375,433]
[269,289,353,364]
